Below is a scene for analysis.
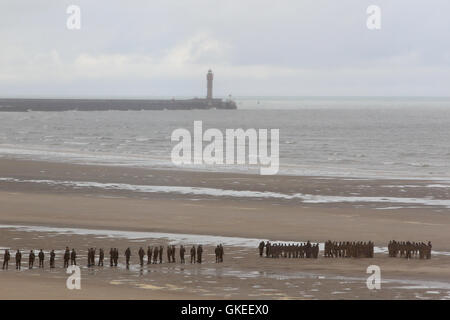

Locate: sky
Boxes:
[0,0,449,97]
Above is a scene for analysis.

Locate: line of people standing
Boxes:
[258,241,320,259]
[2,249,47,270]
[388,240,432,259]
[324,241,374,258]
[120,244,211,267]
[2,244,222,270]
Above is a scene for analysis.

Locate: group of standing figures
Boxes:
[135,245,207,266]
[388,240,432,259]
[76,244,213,268]
[324,241,374,258]
[2,239,435,270]
[2,244,224,270]
[132,244,225,266]
[258,241,320,259]
[2,249,49,270]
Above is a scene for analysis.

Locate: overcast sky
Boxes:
[1,0,449,97]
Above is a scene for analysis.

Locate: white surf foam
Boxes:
[1,177,450,208]
[0,224,297,248]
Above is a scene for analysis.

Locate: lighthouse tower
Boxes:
[206,69,213,100]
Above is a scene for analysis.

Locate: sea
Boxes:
[1,96,450,180]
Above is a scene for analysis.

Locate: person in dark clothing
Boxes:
[215,245,220,263]
[305,241,312,259]
[138,247,145,266]
[166,245,172,263]
[38,249,45,268]
[197,245,203,264]
[258,241,265,257]
[114,248,118,266]
[98,248,104,266]
[171,245,176,263]
[63,247,70,268]
[179,245,185,264]
[29,250,35,269]
[190,245,196,264]
[219,244,224,262]
[87,248,92,267]
[70,249,77,265]
[125,247,131,268]
[90,248,96,266]
[15,250,21,270]
[50,250,56,268]
[153,246,159,264]
[159,246,163,264]
[109,248,114,267]
[2,249,10,270]
[265,241,271,257]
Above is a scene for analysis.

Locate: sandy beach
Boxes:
[0,158,449,299]
[2,0,450,305]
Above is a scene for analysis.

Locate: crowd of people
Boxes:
[324,241,374,258]
[387,240,432,259]
[1,244,224,270]
[257,240,433,260]
[258,241,320,259]
[1,239,435,270]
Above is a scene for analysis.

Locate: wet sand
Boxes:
[0,158,449,299]
[1,226,449,300]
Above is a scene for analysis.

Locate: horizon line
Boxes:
[1,95,450,100]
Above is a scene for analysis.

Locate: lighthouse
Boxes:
[206,69,213,100]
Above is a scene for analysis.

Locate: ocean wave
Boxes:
[1,143,449,181]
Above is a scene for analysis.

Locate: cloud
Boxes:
[162,33,231,65]
[0,0,449,96]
